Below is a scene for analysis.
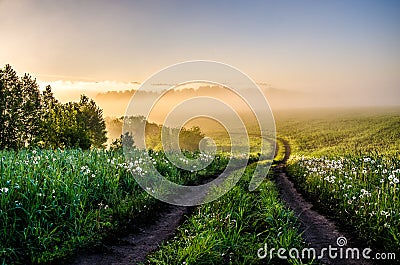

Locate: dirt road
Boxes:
[273,139,375,265]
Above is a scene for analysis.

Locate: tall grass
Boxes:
[0,148,231,264]
[288,154,400,251]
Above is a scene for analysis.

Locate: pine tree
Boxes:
[0,75,5,148]
[20,74,42,146]
[0,64,24,149]
[39,85,60,148]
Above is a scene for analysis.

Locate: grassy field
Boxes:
[1,106,399,264]
[0,148,231,264]
[276,107,400,252]
[146,162,309,265]
[275,107,400,155]
[0,139,304,264]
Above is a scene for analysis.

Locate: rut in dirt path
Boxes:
[274,139,375,265]
[70,168,241,265]
[71,204,188,265]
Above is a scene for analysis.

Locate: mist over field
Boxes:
[91,84,400,144]
[92,85,399,120]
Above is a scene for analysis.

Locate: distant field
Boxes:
[274,106,400,155]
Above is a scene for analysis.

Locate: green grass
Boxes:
[274,107,400,253]
[3,106,398,263]
[145,162,310,265]
[275,107,400,156]
[0,148,231,264]
[287,154,399,251]
[273,138,287,163]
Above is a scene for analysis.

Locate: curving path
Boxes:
[72,140,379,265]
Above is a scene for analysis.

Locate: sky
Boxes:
[0,0,399,106]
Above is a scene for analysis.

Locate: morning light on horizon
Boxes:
[0,0,399,107]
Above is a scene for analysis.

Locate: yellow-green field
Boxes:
[276,107,400,252]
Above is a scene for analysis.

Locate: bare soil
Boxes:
[70,203,189,265]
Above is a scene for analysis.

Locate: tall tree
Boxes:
[179,126,205,151]
[77,95,107,148]
[20,74,42,146]
[0,64,24,149]
[0,74,5,148]
[39,85,60,148]
[58,102,91,149]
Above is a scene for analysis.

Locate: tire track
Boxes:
[273,139,375,265]
[70,204,188,265]
[70,168,246,264]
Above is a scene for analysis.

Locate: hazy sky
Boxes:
[0,0,399,105]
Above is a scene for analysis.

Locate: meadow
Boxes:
[1,106,399,264]
[146,162,309,265]
[276,107,400,252]
[0,148,232,264]
[0,134,304,264]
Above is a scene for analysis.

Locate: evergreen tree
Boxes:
[20,74,42,146]
[0,64,24,149]
[0,74,5,148]
[39,85,60,148]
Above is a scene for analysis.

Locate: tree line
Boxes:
[108,116,206,152]
[0,64,107,150]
